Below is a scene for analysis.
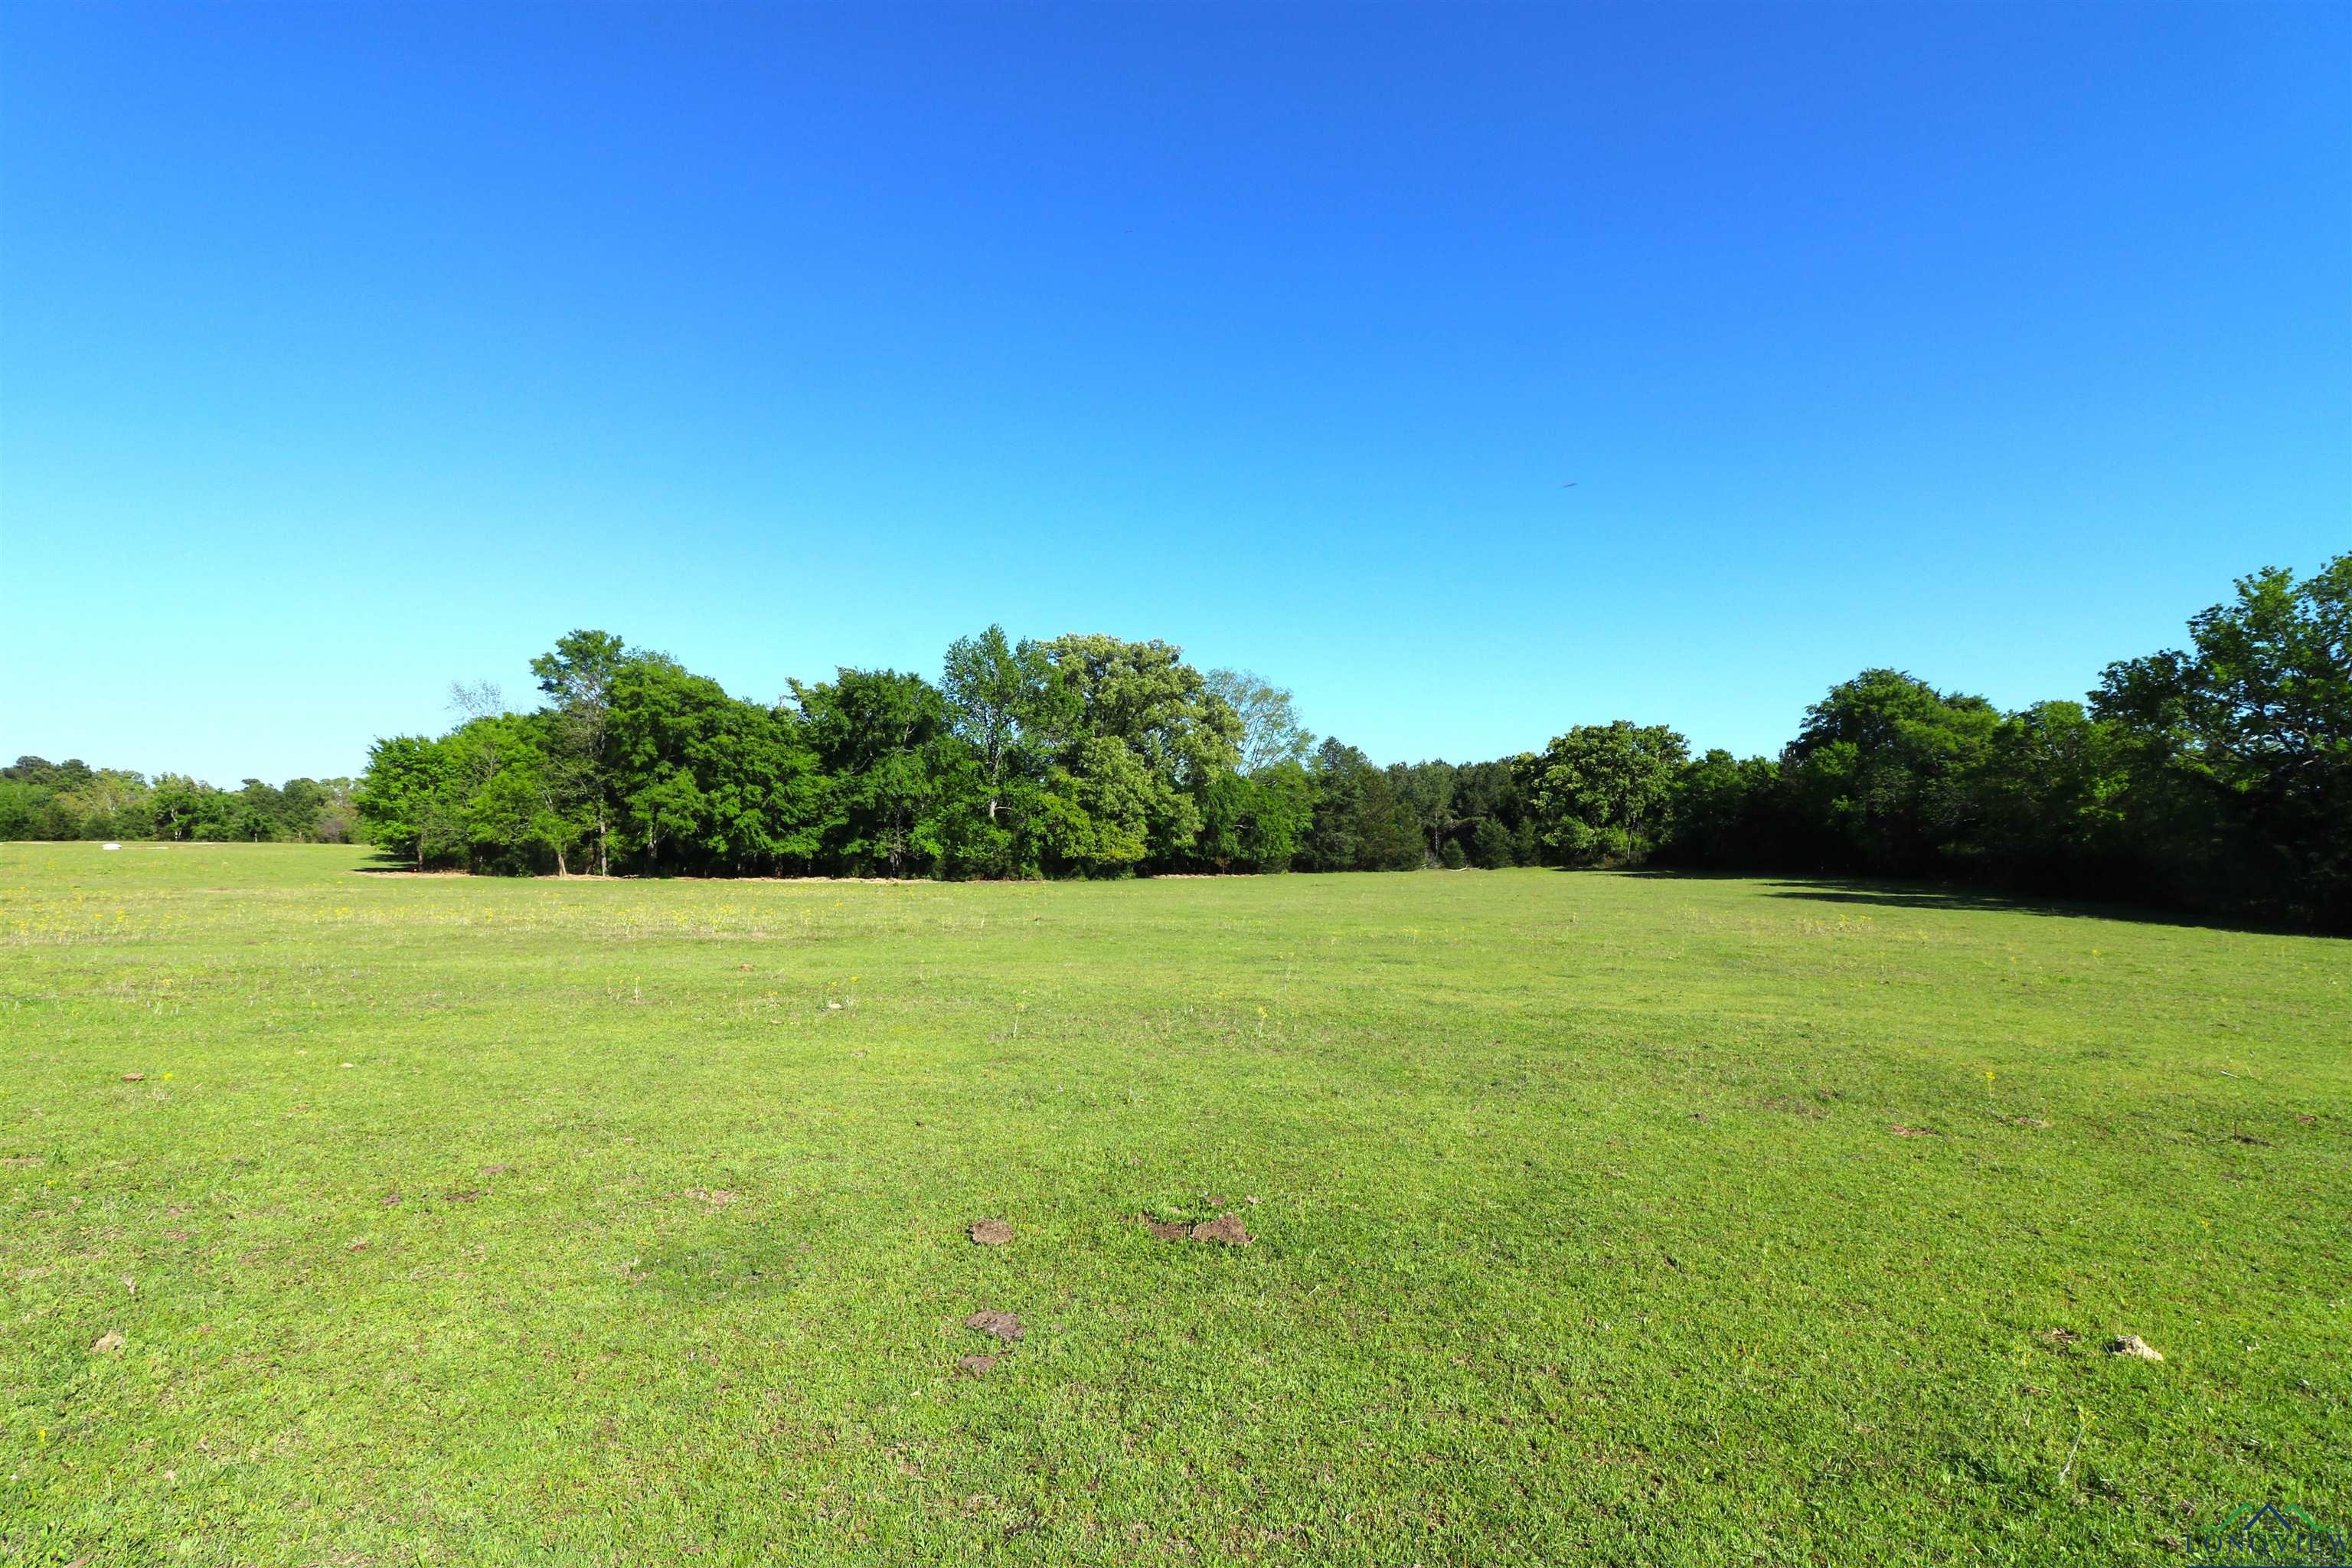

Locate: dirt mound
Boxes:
[969,1218,1013,1246]
[965,1310,1024,1342]
[1136,1210,1256,1246]
[1191,1213,1253,1246]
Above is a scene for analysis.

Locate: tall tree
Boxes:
[2095,553,2350,926]
[1035,635,1242,870]
[1205,668,1315,774]
[530,629,629,874]
[939,626,1067,875]
[1390,760,1458,864]
[355,735,464,869]
[1524,721,1689,865]
[795,669,955,877]
[1779,672,1998,876]
[1298,739,1422,871]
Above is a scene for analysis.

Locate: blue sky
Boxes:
[3,3,2345,783]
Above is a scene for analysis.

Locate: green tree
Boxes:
[1035,635,1242,869]
[355,735,466,869]
[1662,749,1785,868]
[939,626,1067,877]
[1524,721,1689,865]
[1037,736,1157,875]
[795,668,955,877]
[1391,760,1457,865]
[1197,761,1314,872]
[609,660,820,875]
[1205,669,1314,773]
[1779,673,1998,876]
[1451,759,1530,867]
[1298,740,1422,871]
[531,629,630,875]
[2095,553,2350,926]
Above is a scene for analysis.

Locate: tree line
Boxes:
[0,758,360,844]
[6,552,2342,931]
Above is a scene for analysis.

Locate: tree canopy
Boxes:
[11,551,2344,931]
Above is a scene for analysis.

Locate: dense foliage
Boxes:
[8,553,2342,929]
[1655,553,2350,933]
[0,757,360,844]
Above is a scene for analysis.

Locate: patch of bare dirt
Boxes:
[90,1331,125,1354]
[968,1219,1013,1246]
[121,1073,145,1083]
[956,1354,998,1377]
[2109,1334,2164,1362]
[1889,1124,1940,1138]
[1191,1213,1253,1247]
[2039,1328,2080,1348]
[688,1188,737,1208]
[965,1310,1024,1342]
[1137,1215,1191,1241]
[2013,1116,2050,1129]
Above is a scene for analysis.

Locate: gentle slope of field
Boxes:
[3,843,2346,1565]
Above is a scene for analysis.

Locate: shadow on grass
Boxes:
[1609,867,2282,935]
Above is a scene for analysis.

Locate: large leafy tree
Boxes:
[355,735,466,869]
[1205,669,1315,774]
[1034,635,1243,871]
[794,668,956,877]
[1967,701,2126,889]
[607,660,822,875]
[1037,735,1157,874]
[1197,761,1315,873]
[939,626,1069,877]
[2095,553,2350,925]
[1524,720,1690,865]
[1779,673,1998,876]
[530,629,630,875]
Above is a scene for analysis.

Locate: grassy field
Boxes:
[2,842,2346,1565]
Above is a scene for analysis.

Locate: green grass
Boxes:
[3,843,2347,1565]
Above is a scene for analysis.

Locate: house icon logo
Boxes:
[2187,1502,2350,1566]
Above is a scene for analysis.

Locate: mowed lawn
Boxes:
[3,844,2346,1566]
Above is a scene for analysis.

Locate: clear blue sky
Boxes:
[3,3,2346,784]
